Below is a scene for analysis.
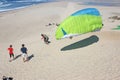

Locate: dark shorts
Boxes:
[9,54,14,58]
[44,37,49,42]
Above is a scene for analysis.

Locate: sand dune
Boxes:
[0,1,120,80]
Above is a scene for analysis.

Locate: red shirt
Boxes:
[8,48,13,54]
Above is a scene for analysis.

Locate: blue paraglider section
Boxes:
[71,8,100,16]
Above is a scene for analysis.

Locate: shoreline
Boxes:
[0,1,120,14]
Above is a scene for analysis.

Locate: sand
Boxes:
[0,1,120,80]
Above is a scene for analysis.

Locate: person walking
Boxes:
[20,44,28,62]
[8,45,14,62]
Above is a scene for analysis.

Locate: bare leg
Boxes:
[23,58,26,62]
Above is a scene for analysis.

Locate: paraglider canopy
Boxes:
[55,8,103,40]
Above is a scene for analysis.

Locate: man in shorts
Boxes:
[8,45,14,62]
[20,44,28,62]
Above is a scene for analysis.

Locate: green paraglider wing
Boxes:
[55,8,103,40]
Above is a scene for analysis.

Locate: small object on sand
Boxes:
[45,23,52,26]
[117,17,120,20]
[48,23,52,26]
[108,16,118,19]
[56,23,60,26]
[2,76,13,80]
[108,16,120,21]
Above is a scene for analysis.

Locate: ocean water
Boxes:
[0,0,120,12]
[0,0,52,12]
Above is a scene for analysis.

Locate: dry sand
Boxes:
[0,1,120,80]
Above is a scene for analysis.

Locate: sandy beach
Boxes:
[0,1,120,80]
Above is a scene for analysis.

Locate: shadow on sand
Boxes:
[13,54,22,60]
[61,35,99,51]
[28,54,34,61]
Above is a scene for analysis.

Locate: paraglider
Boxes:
[55,8,103,40]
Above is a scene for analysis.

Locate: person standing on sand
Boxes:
[20,44,28,62]
[8,45,14,62]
